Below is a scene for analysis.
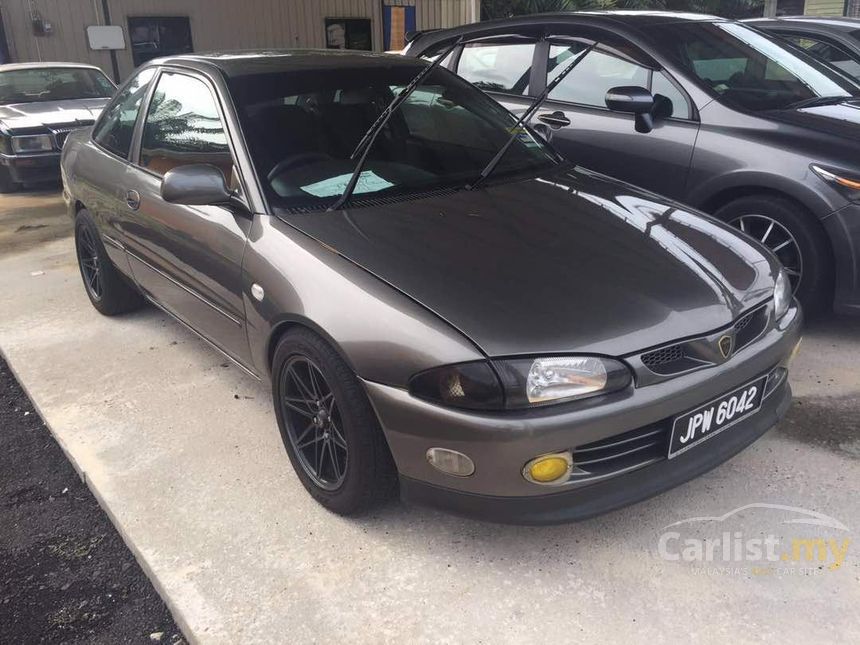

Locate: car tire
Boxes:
[74,210,144,316]
[0,166,20,193]
[714,195,832,316]
[272,328,398,515]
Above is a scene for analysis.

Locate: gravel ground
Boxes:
[0,355,184,644]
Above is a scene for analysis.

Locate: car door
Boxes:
[533,36,700,201]
[85,67,157,276]
[120,68,253,366]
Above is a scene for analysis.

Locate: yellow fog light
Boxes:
[523,452,573,485]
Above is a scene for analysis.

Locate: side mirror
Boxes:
[161,164,233,206]
[605,86,655,134]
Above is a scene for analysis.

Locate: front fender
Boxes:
[242,214,485,385]
[687,167,838,219]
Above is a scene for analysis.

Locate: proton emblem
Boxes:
[718,334,734,359]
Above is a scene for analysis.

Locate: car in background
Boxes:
[404,12,860,316]
[62,50,801,523]
[746,16,860,82]
[0,62,115,193]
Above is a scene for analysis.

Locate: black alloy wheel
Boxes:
[279,355,348,490]
[77,225,104,301]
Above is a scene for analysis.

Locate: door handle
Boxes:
[537,111,571,129]
[126,189,141,211]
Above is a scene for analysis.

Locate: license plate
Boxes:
[668,376,767,459]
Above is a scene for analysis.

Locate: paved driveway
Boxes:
[1,191,858,644]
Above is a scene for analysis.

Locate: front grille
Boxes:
[642,344,684,369]
[734,305,768,352]
[48,123,92,150]
[569,422,669,483]
[639,304,770,377]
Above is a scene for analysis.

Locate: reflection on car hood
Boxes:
[0,97,108,130]
[278,167,778,357]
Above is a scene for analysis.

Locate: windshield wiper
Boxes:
[466,42,597,192]
[783,95,850,110]
[328,37,462,212]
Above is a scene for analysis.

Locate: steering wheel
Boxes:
[267,152,331,181]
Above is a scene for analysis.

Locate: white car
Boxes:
[0,62,115,192]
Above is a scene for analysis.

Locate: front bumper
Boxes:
[364,304,802,524]
[0,151,61,184]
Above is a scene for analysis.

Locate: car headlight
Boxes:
[409,356,631,411]
[11,134,53,154]
[811,164,860,201]
[773,268,792,320]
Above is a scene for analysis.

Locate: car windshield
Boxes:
[0,67,115,105]
[653,22,859,111]
[228,64,556,210]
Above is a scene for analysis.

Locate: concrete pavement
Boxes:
[1,191,858,644]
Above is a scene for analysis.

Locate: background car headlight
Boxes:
[773,268,792,319]
[409,356,632,410]
[11,134,53,154]
[811,164,860,202]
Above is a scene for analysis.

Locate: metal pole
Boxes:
[100,0,121,83]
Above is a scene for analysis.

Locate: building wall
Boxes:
[803,0,847,15]
[0,0,478,80]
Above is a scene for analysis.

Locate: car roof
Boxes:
[535,10,724,25]
[150,49,425,78]
[746,16,860,32]
[0,62,107,73]
[405,11,727,52]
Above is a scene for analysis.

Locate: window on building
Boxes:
[92,68,156,158]
[546,44,691,119]
[456,42,535,95]
[325,18,372,51]
[139,72,233,181]
[128,17,193,67]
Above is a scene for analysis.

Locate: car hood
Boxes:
[767,98,860,139]
[278,167,778,358]
[0,97,108,130]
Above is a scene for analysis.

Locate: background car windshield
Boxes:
[229,65,555,210]
[0,68,114,105]
[653,22,858,111]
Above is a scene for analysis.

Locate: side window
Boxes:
[784,33,860,81]
[548,44,648,106]
[651,72,691,120]
[547,43,691,119]
[92,68,156,158]
[457,42,535,95]
[139,72,233,181]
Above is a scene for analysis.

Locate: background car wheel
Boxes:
[0,166,20,194]
[714,195,832,316]
[74,210,143,316]
[272,328,397,515]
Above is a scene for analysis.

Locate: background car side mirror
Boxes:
[161,164,234,206]
[605,86,656,134]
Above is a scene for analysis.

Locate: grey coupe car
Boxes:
[0,62,115,192]
[62,50,802,524]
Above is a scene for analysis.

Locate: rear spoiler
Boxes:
[404,28,440,44]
